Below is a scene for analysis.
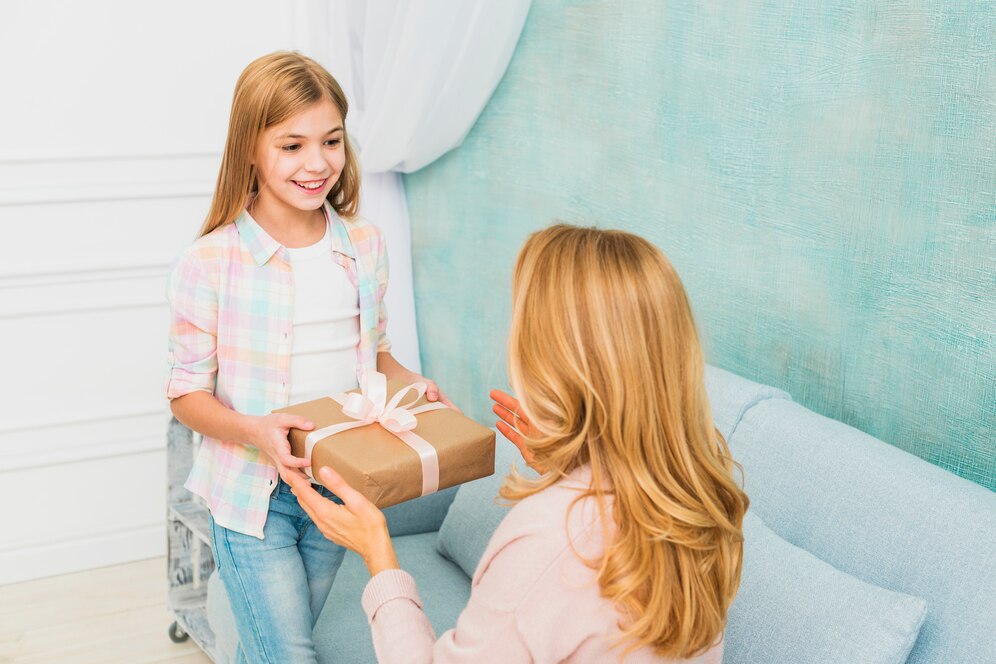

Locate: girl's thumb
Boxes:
[289,416,314,430]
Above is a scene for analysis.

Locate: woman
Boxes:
[285,224,749,662]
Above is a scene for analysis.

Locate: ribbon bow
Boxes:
[304,372,448,496]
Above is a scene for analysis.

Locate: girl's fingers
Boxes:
[276,414,314,431]
[437,391,462,413]
[281,452,311,468]
[284,466,311,481]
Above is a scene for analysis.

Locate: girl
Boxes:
[166,51,451,664]
[288,224,750,662]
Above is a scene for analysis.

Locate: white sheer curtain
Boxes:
[301,0,532,372]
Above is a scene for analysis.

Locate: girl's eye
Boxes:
[325,139,341,147]
[282,144,300,152]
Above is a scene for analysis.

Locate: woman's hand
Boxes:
[246,413,314,480]
[283,466,400,576]
[490,389,539,471]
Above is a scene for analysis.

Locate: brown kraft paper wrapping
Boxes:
[276,379,496,508]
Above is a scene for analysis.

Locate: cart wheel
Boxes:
[168,621,190,643]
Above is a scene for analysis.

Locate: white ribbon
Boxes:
[304,372,447,496]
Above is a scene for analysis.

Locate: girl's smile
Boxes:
[251,99,346,231]
[292,178,329,193]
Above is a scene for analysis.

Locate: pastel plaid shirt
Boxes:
[165,203,391,537]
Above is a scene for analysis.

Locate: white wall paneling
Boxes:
[0,1,314,584]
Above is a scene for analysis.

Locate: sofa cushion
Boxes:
[436,438,536,576]
[704,364,790,440]
[315,531,471,663]
[206,532,472,664]
[726,512,927,664]
[383,485,459,537]
[729,398,996,664]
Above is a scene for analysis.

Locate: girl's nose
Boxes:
[304,146,327,172]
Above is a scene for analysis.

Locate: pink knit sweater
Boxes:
[361,467,725,663]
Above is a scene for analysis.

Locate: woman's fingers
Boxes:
[496,419,538,471]
[283,468,325,515]
[490,389,531,428]
[318,466,371,511]
[492,402,517,428]
[489,389,520,415]
[495,418,523,446]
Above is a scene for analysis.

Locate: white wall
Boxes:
[0,1,318,584]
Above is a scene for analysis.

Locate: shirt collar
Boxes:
[235,202,355,266]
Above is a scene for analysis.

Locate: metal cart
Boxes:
[166,416,220,660]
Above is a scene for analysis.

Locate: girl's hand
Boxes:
[283,466,399,576]
[247,413,314,480]
[398,370,461,412]
[490,389,539,471]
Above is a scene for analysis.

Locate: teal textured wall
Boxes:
[403,0,995,490]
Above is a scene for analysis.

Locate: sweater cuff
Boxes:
[362,568,423,621]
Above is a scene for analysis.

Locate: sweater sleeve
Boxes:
[361,555,534,663]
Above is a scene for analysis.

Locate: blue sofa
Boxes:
[206,367,996,663]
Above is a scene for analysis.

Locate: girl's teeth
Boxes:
[297,180,323,189]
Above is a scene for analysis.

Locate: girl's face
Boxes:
[253,99,346,217]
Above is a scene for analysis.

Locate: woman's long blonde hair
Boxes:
[198,51,361,237]
[500,224,748,658]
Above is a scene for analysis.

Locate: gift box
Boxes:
[276,373,495,508]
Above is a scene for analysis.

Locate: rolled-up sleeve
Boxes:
[165,251,218,400]
[374,232,392,353]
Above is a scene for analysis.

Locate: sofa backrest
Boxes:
[431,365,789,569]
[729,397,996,664]
[704,365,790,441]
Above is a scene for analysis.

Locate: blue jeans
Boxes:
[211,479,347,664]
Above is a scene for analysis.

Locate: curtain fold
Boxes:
[314,0,532,372]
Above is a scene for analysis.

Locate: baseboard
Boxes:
[0,523,166,585]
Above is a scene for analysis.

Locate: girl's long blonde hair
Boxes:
[500,224,748,659]
[199,51,361,237]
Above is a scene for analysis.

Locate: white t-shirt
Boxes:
[284,220,361,405]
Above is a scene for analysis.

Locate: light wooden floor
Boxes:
[0,557,211,664]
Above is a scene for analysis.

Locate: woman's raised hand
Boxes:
[247,413,314,480]
[283,466,399,576]
[490,389,539,471]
